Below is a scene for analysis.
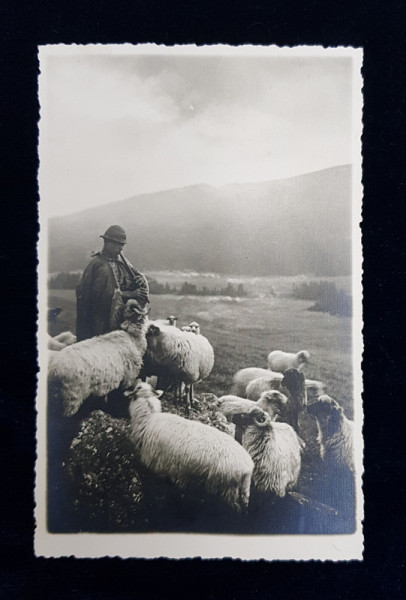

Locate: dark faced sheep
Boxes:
[128,382,254,513]
[232,406,301,498]
[307,395,354,472]
[279,368,308,433]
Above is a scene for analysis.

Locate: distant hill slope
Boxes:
[48,165,352,276]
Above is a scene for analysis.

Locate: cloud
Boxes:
[40,51,356,217]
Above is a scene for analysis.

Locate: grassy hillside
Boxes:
[48,289,353,417]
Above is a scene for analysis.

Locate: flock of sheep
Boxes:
[47,300,355,529]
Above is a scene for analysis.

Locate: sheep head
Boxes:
[307,395,344,433]
[281,369,307,407]
[123,299,150,322]
[189,321,201,335]
[125,382,163,413]
[167,315,177,326]
[258,390,287,420]
[232,406,271,431]
[297,350,310,364]
[146,323,161,337]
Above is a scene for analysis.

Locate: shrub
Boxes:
[292,281,352,317]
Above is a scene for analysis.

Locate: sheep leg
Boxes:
[62,395,83,418]
[238,473,252,515]
[184,384,191,416]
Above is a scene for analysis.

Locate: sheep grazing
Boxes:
[218,390,288,444]
[155,315,178,327]
[232,406,301,498]
[267,350,310,373]
[307,395,354,472]
[128,382,254,513]
[232,367,283,398]
[188,321,201,335]
[144,321,214,411]
[48,299,149,417]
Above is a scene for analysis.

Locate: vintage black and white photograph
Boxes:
[35,44,363,560]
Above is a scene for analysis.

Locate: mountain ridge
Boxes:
[48,165,353,276]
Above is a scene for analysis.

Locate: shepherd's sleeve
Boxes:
[76,261,96,341]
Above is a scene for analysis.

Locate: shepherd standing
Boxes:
[76,225,149,341]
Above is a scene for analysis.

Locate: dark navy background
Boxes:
[0,2,405,599]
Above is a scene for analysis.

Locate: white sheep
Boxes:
[181,325,192,332]
[267,350,310,373]
[155,315,178,327]
[307,395,354,472]
[218,390,288,444]
[188,321,201,335]
[245,374,324,406]
[275,368,307,434]
[144,321,214,411]
[218,390,287,422]
[232,406,301,497]
[48,299,149,417]
[128,382,254,513]
[232,367,283,398]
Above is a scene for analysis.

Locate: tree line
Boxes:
[48,272,248,298]
[291,281,352,317]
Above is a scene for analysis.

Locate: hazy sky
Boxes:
[39,46,359,218]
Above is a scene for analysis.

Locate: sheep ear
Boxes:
[124,388,136,397]
[155,389,164,398]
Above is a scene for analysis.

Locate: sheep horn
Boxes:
[123,387,137,398]
[251,408,270,428]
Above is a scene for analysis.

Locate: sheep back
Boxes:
[244,420,301,497]
[246,376,276,401]
[218,395,256,420]
[146,323,214,383]
[49,329,147,417]
[232,367,282,398]
[267,350,310,373]
[131,406,253,512]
